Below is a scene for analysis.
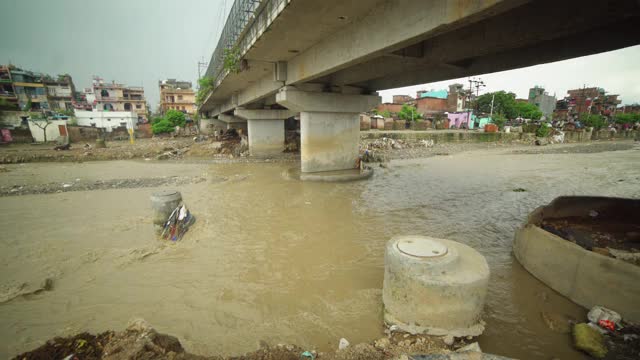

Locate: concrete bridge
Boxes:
[199,0,640,172]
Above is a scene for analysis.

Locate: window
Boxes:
[177,95,183,100]
[107,118,111,121]
[135,104,142,109]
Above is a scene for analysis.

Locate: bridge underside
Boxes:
[201,0,640,172]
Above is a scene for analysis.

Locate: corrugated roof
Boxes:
[419,89,447,99]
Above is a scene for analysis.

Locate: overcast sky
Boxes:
[1,0,639,108]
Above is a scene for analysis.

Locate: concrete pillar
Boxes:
[276,86,380,172]
[234,109,296,156]
[217,114,248,134]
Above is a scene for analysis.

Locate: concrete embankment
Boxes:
[361,129,639,144]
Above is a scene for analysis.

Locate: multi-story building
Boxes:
[159,79,196,115]
[446,83,466,112]
[0,65,79,113]
[90,77,148,122]
[10,67,49,111]
[528,86,556,117]
[44,74,76,111]
[415,89,448,116]
[565,87,620,116]
[0,66,18,110]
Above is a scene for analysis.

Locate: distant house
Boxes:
[75,110,137,132]
[27,118,68,143]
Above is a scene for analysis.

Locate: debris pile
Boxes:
[160,204,195,241]
[541,216,640,266]
[572,306,640,359]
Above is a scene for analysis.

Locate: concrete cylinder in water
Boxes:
[383,235,489,337]
[150,190,182,233]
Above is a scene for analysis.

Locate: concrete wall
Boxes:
[27,119,67,142]
[416,97,447,115]
[514,209,640,323]
[377,103,403,114]
[301,112,359,172]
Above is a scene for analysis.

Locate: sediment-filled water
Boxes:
[1,145,639,359]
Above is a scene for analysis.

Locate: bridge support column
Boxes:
[234,109,296,156]
[276,87,380,173]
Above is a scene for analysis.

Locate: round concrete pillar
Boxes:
[150,190,182,234]
[383,235,489,337]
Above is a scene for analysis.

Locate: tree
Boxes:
[152,119,175,134]
[165,109,186,127]
[196,77,214,105]
[29,115,53,142]
[491,113,507,130]
[614,113,640,124]
[381,109,392,118]
[514,102,543,120]
[397,104,422,121]
[475,91,517,119]
[580,113,607,130]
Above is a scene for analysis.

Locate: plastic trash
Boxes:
[587,306,621,328]
[301,351,315,359]
[338,338,349,350]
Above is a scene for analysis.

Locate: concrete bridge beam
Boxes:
[217,114,248,133]
[234,109,296,156]
[276,86,380,173]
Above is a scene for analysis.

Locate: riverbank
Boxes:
[0,130,636,164]
[13,318,491,360]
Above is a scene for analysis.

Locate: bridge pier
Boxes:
[235,109,296,156]
[217,114,248,133]
[276,86,380,172]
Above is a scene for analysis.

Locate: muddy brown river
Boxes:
[1,144,639,359]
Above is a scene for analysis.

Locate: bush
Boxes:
[536,123,551,137]
[580,114,606,130]
[165,109,186,127]
[152,119,175,134]
[491,113,507,130]
[398,104,422,121]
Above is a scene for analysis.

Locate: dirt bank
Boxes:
[12,319,489,360]
[0,175,209,197]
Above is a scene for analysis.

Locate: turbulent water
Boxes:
[1,145,639,359]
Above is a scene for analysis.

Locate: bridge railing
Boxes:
[206,0,289,90]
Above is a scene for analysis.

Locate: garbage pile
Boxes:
[160,204,195,241]
[572,305,640,358]
[367,137,408,150]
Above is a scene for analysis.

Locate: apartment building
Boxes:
[159,79,196,115]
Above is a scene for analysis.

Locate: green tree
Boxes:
[151,119,175,134]
[515,102,543,120]
[475,91,517,119]
[381,109,392,118]
[491,113,507,130]
[165,109,186,127]
[397,104,422,121]
[614,113,640,124]
[196,77,214,105]
[580,113,607,130]
[536,123,551,137]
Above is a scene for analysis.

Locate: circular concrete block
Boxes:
[383,235,490,336]
[150,190,182,233]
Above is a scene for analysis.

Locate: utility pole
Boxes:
[490,93,495,118]
[197,58,208,89]
[466,77,485,129]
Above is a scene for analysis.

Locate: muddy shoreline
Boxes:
[0,136,636,165]
[12,319,485,360]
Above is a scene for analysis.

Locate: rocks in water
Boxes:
[512,188,527,192]
[374,337,390,350]
[338,337,350,350]
[573,323,607,358]
[443,334,454,346]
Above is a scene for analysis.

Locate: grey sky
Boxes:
[1,1,639,108]
[0,0,229,109]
